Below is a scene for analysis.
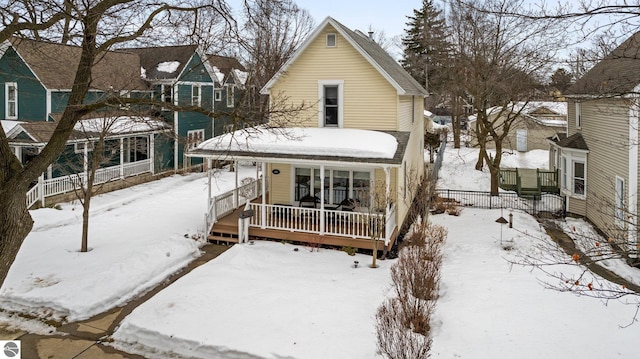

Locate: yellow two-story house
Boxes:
[189,17,427,252]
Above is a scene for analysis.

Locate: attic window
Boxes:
[326,33,337,48]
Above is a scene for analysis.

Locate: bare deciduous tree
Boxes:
[447,0,564,194]
[0,0,232,287]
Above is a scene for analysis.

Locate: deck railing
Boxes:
[204,176,263,236]
[246,203,394,243]
[435,189,565,217]
[26,159,152,208]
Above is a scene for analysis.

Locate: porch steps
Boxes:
[208,222,239,244]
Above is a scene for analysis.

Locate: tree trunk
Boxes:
[0,182,33,285]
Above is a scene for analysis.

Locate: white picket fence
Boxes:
[26,159,152,208]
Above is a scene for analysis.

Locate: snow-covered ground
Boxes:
[1,144,639,358]
[0,164,258,325]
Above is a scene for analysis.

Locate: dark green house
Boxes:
[0,37,245,207]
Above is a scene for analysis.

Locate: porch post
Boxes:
[384,167,391,243]
[208,164,212,207]
[38,172,45,207]
[47,164,52,180]
[261,162,267,229]
[233,160,238,208]
[320,164,325,235]
[119,138,124,179]
[149,134,155,175]
[83,142,89,189]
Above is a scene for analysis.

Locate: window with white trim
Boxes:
[226,84,235,108]
[575,102,582,128]
[186,129,205,150]
[5,82,17,119]
[214,89,222,102]
[615,176,625,224]
[326,33,337,47]
[191,85,200,106]
[294,167,371,206]
[318,80,343,127]
[561,151,587,197]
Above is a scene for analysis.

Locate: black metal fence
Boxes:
[434,189,566,217]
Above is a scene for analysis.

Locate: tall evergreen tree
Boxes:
[401,0,450,94]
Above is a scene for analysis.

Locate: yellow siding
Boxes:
[398,96,424,132]
[581,99,629,236]
[268,163,292,204]
[269,25,398,130]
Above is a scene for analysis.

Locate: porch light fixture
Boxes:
[272,169,280,175]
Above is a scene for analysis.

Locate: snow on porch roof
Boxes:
[191,127,409,166]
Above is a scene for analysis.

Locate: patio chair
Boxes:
[298,195,320,208]
[338,198,360,212]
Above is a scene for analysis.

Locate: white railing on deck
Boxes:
[26,185,40,209]
[248,203,391,241]
[204,176,263,236]
[26,159,152,208]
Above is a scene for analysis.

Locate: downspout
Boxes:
[628,95,639,253]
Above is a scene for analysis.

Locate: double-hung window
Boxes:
[186,129,205,150]
[226,84,235,108]
[191,85,200,106]
[575,102,582,128]
[5,82,17,119]
[318,80,343,127]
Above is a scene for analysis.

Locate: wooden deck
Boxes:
[209,205,398,251]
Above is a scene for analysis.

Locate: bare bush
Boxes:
[376,222,447,359]
[376,298,433,359]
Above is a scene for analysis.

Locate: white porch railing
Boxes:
[26,159,152,208]
[247,203,393,242]
[204,176,263,236]
[203,177,398,245]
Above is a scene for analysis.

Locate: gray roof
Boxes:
[568,31,640,96]
[552,132,589,151]
[262,17,427,97]
[188,130,410,166]
[9,37,148,91]
[127,45,198,81]
[328,18,427,96]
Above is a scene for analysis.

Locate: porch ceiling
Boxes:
[188,128,411,167]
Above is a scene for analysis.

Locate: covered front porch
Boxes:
[202,163,398,250]
[189,127,410,250]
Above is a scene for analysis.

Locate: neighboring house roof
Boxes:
[468,102,567,128]
[550,132,589,151]
[568,31,640,96]
[127,45,199,81]
[262,17,427,96]
[189,127,410,166]
[206,54,248,86]
[7,115,169,145]
[1,120,23,134]
[8,37,148,91]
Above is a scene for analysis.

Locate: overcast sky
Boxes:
[293,0,420,40]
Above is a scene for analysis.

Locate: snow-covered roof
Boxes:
[1,120,24,134]
[191,127,408,165]
[232,69,249,85]
[75,116,169,135]
[212,66,225,84]
[157,61,180,74]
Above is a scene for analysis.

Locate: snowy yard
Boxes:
[0,144,639,358]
